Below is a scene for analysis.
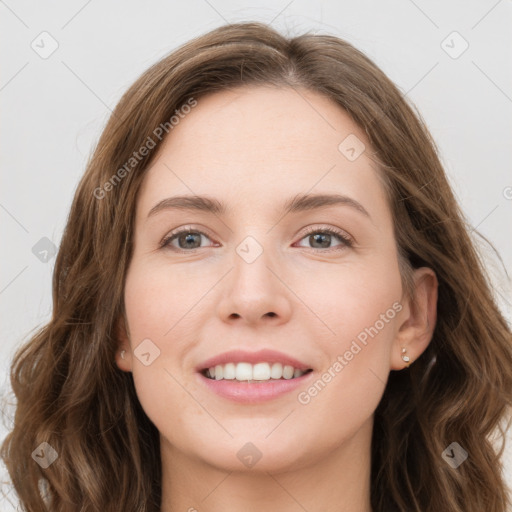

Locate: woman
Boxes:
[2,21,511,512]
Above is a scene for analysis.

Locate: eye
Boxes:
[160,225,353,252]
[160,227,216,252]
[295,226,353,251]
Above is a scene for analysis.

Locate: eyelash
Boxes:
[160,225,353,253]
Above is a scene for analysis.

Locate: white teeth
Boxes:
[282,365,294,379]
[205,362,309,381]
[253,362,270,380]
[235,362,252,381]
[270,363,283,379]
[223,362,236,380]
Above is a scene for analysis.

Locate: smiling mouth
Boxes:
[201,361,313,382]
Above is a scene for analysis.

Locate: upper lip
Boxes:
[196,349,312,372]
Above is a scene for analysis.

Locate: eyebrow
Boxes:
[146,193,371,220]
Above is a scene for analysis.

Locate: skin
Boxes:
[116,85,438,512]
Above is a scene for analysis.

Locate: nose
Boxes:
[216,243,292,326]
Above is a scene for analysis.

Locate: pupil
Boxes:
[311,233,330,248]
[180,233,200,249]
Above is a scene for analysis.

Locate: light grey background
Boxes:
[1,0,511,508]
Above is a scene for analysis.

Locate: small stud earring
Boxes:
[401,347,410,366]
[120,350,126,360]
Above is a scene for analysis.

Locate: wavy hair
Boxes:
[2,21,511,511]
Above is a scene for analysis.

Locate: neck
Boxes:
[160,416,374,512]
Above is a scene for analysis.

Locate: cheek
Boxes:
[305,250,402,348]
[122,260,213,437]
[123,259,207,344]
[294,255,402,426]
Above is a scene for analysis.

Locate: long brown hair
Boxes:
[2,21,511,511]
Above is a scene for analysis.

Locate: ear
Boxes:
[114,314,133,373]
[391,266,438,370]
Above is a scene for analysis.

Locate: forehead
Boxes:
[136,85,390,224]
[158,85,368,160]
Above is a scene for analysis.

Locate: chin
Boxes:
[185,429,316,474]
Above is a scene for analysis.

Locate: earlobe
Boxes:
[115,347,133,372]
[400,347,411,367]
[391,267,438,370]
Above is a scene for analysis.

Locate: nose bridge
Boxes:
[234,233,274,285]
[216,229,292,324]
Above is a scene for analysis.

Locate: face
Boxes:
[117,85,410,473]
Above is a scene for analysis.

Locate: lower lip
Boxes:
[198,372,314,403]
